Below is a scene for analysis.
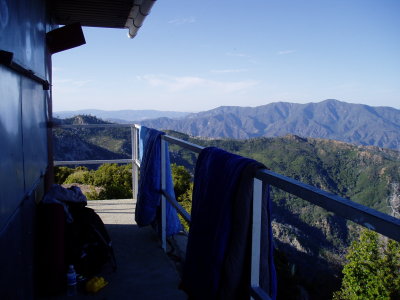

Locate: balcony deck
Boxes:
[88,199,187,299]
[42,199,187,299]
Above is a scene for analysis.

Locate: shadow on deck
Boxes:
[41,199,187,299]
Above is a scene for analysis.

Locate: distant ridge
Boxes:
[140,99,400,150]
[54,109,190,123]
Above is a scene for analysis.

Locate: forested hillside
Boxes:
[170,132,400,212]
[53,115,131,161]
[166,131,400,299]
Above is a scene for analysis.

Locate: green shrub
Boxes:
[333,230,400,300]
[64,169,93,185]
[93,163,132,199]
[54,166,75,184]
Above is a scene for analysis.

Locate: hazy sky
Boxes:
[52,0,400,112]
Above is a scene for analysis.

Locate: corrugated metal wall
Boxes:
[0,0,51,298]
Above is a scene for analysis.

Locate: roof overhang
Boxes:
[49,0,156,38]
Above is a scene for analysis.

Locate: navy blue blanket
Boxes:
[135,126,182,236]
[182,147,277,300]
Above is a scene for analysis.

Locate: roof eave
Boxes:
[125,0,157,38]
[50,0,157,38]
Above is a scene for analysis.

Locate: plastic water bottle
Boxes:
[67,264,77,296]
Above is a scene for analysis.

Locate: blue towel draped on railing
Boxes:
[182,147,277,300]
[135,126,182,236]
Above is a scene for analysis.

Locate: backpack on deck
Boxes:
[66,205,117,278]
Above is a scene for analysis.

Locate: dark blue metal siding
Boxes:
[0,70,50,231]
[0,0,51,227]
[0,0,48,78]
[0,66,25,230]
[0,193,37,299]
[0,0,52,298]
[22,77,49,193]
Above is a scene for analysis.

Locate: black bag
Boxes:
[66,206,117,278]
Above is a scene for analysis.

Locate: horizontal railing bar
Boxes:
[256,169,400,242]
[162,189,191,223]
[54,159,133,166]
[250,286,272,300]
[162,135,204,154]
[53,124,134,128]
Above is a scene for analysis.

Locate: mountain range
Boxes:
[140,99,400,150]
[54,109,190,123]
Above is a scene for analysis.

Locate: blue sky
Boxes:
[52,0,400,112]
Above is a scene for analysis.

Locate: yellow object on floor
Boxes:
[85,276,108,293]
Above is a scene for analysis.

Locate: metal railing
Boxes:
[53,123,141,199]
[54,123,400,300]
[158,134,400,300]
[159,134,400,242]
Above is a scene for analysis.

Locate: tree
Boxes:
[333,230,400,300]
[93,163,132,199]
[54,163,132,200]
[171,164,192,202]
[171,164,193,231]
[54,166,75,184]
[64,167,93,185]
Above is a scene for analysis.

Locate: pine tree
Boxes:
[333,230,400,300]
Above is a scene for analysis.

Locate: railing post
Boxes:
[131,126,139,199]
[251,178,263,299]
[160,138,167,251]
